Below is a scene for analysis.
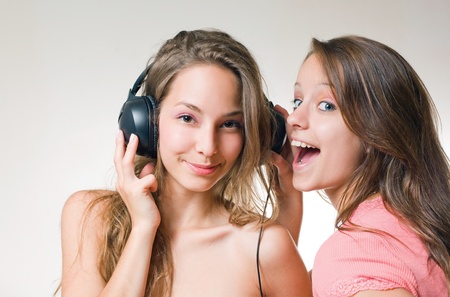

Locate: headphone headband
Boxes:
[118,65,158,158]
[131,65,151,95]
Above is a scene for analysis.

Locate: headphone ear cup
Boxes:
[271,108,287,154]
[118,90,158,158]
[266,98,287,154]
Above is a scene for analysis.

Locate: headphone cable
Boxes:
[257,191,270,297]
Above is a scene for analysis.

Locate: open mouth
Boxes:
[291,140,320,164]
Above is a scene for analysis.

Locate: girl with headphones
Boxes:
[59,29,311,297]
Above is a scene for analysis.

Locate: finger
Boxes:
[144,164,158,192]
[274,104,289,120]
[139,162,155,179]
[280,139,294,164]
[114,130,126,178]
[271,151,296,197]
[271,151,292,176]
[139,173,158,193]
[274,104,294,138]
[121,133,138,177]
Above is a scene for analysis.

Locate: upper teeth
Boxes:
[291,140,314,148]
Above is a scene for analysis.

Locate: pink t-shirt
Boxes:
[312,196,447,297]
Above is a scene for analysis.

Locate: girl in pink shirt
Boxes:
[275,35,450,296]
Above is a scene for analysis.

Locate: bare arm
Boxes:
[61,190,108,296]
[61,131,160,297]
[273,104,303,244]
[259,223,312,297]
[61,191,158,297]
[272,151,303,244]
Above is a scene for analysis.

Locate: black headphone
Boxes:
[118,66,287,158]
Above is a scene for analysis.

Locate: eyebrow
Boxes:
[174,102,243,117]
[175,102,202,113]
[294,82,331,89]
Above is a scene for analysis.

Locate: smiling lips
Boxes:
[186,162,220,175]
[291,140,320,165]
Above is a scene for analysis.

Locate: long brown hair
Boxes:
[309,35,450,289]
[84,29,278,296]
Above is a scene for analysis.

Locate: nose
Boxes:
[196,125,218,157]
[287,104,308,129]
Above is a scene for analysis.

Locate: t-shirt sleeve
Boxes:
[312,229,418,297]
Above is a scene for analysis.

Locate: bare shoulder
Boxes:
[63,189,113,210]
[61,189,115,259]
[225,219,297,266]
[62,189,113,223]
[60,190,113,295]
[234,220,297,260]
[243,220,312,297]
[257,220,299,264]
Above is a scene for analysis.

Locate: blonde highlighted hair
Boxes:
[83,29,279,296]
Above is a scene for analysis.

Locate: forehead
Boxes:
[298,54,326,80]
[295,54,332,93]
[162,64,241,108]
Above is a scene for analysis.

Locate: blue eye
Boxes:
[318,101,336,111]
[293,99,302,110]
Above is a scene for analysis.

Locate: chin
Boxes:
[293,180,317,192]
[183,181,216,193]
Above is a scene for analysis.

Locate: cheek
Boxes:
[321,121,362,167]
[344,136,363,167]
[331,131,362,170]
[220,134,243,159]
[158,121,192,154]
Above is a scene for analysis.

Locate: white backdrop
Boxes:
[1,0,449,296]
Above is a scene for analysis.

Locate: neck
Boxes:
[324,187,346,209]
[327,187,381,211]
[158,188,227,235]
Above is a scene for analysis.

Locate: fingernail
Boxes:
[116,130,121,139]
[130,133,136,143]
